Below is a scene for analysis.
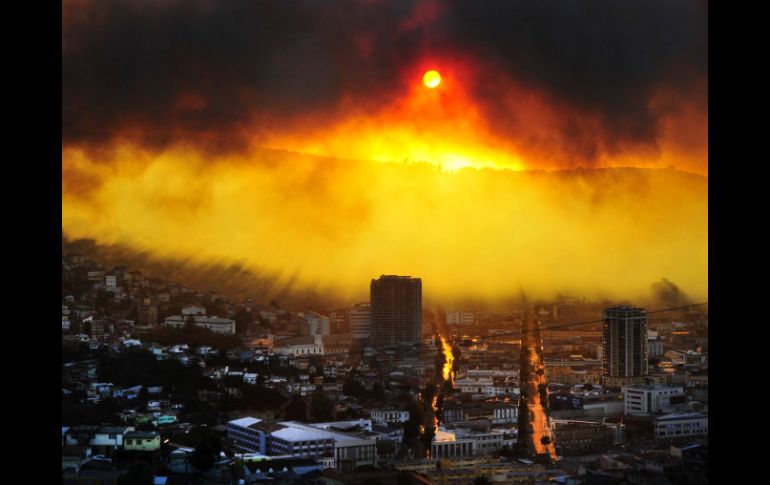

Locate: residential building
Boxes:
[551,420,624,456]
[163,315,236,335]
[64,426,134,451]
[446,311,474,326]
[431,429,476,458]
[123,431,161,451]
[602,306,648,387]
[105,275,117,290]
[300,312,331,336]
[370,275,422,347]
[370,409,409,424]
[349,303,371,340]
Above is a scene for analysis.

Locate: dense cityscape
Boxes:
[61,2,708,483]
[61,254,708,484]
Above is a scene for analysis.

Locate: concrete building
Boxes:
[349,303,371,340]
[272,334,352,357]
[370,409,410,424]
[137,299,158,326]
[453,377,517,397]
[653,412,708,439]
[329,308,349,334]
[227,418,378,469]
[181,304,206,316]
[602,306,648,387]
[446,311,474,325]
[227,417,267,453]
[624,385,687,415]
[268,425,336,458]
[443,402,517,425]
[371,275,422,347]
[431,429,476,458]
[551,420,624,456]
[105,275,117,290]
[274,421,377,469]
[430,427,514,458]
[299,312,331,336]
[163,315,236,335]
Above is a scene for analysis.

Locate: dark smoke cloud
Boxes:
[440,1,707,159]
[651,278,691,308]
[63,0,707,162]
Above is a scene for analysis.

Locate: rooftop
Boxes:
[228,417,262,428]
[654,412,707,421]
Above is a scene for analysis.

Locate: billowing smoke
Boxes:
[62,1,708,303]
[651,278,691,309]
[63,0,707,170]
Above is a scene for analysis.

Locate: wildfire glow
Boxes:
[62,143,708,304]
[441,336,455,383]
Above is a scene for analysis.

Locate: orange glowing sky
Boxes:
[62,1,708,304]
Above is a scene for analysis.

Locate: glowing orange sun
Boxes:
[423,70,441,88]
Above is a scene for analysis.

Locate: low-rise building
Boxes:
[370,409,409,424]
[123,431,161,451]
[64,426,134,451]
[446,311,474,326]
[624,384,686,415]
[653,412,708,439]
[163,315,236,335]
[551,420,624,456]
[62,446,91,474]
[227,417,268,453]
[431,429,477,458]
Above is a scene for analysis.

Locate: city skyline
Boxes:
[61,2,708,481]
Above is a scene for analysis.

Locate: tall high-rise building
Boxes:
[602,306,648,387]
[370,275,422,347]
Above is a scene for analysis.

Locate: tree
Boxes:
[310,389,334,421]
[189,434,222,471]
[343,377,366,398]
[402,400,423,442]
[372,382,386,400]
[284,395,308,421]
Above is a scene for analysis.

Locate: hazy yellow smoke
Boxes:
[62,144,707,303]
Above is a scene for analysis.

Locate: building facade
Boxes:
[163,315,236,335]
[446,311,474,325]
[653,412,708,439]
[551,421,621,456]
[602,306,648,387]
[348,303,371,340]
[370,275,422,347]
[370,409,409,424]
[624,385,687,415]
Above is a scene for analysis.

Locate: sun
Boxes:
[423,70,441,89]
